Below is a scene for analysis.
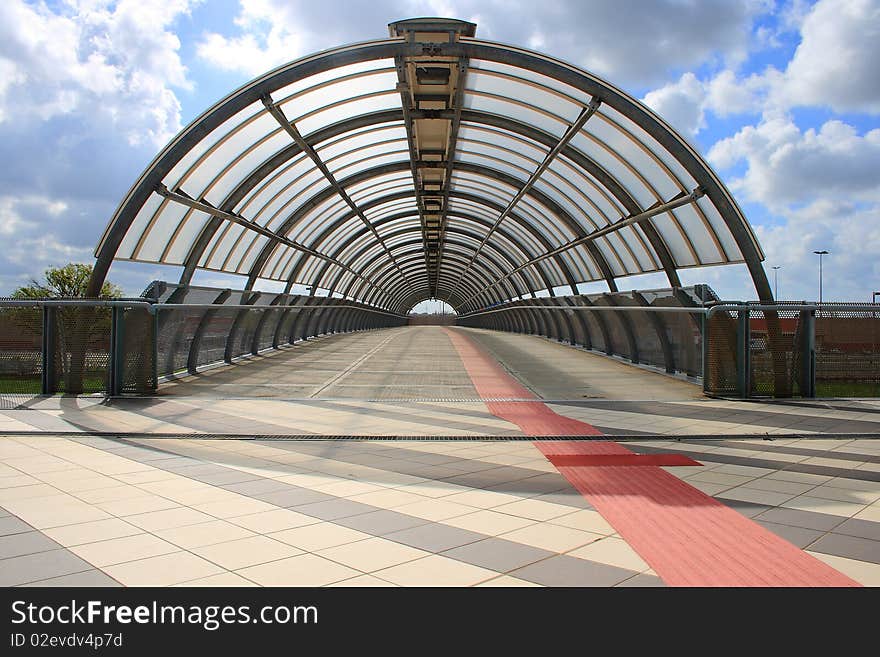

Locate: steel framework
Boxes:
[88,17,771,315]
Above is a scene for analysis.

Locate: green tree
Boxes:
[10,264,123,393]
[11,263,122,299]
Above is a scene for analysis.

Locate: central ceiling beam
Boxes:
[389,18,474,302]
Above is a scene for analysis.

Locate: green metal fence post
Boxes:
[109,306,124,396]
[800,308,816,398]
[152,308,160,392]
[736,305,750,398]
[41,306,56,395]
[701,311,710,395]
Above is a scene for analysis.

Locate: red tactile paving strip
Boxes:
[446,328,860,587]
[443,329,602,436]
[545,453,702,467]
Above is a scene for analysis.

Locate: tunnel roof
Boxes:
[94,17,769,313]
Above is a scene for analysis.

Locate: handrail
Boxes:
[460,302,880,319]
[705,303,880,317]
[0,299,405,318]
[460,304,708,317]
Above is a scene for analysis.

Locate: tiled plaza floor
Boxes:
[0,326,877,586]
[0,434,877,586]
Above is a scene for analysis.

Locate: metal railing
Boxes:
[0,294,406,397]
[1,287,877,399]
[457,290,880,399]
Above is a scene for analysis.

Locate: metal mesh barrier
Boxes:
[748,307,801,398]
[0,288,405,398]
[704,308,739,396]
[49,306,112,395]
[815,306,880,397]
[119,307,156,394]
[457,286,709,379]
[0,305,42,397]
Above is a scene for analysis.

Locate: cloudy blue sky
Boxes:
[0,0,878,303]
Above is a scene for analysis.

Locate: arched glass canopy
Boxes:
[91,17,770,314]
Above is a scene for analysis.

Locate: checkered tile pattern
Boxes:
[1,434,878,587]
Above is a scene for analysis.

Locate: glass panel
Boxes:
[467,70,582,124]
[623,225,661,271]
[235,152,311,216]
[234,234,272,275]
[456,151,529,187]
[317,124,407,161]
[280,71,398,123]
[286,194,346,243]
[117,192,165,259]
[592,238,625,277]
[669,202,723,264]
[604,230,639,274]
[587,112,682,201]
[351,180,414,207]
[163,101,263,191]
[327,140,410,178]
[296,92,401,136]
[650,214,697,266]
[162,209,213,265]
[568,131,656,208]
[600,105,698,191]
[203,130,292,206]
[458,138,541,174]
[134,200,190,262]
[334,151,409,181]
[458,122,546,157]
[463,92,567,138]
[346,171,411,199]
[469,59,594,108]
[181,111,279,201]
[547,155,628,220]
[201,223,244,270]
[696,196,742,262]
[272,59,397,103]
[319,217,366,255]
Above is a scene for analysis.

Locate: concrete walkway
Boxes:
[1,326,878,437]
[1,326,878,587]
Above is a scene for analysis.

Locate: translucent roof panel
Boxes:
[95,21,769,314]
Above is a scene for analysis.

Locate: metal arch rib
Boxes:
[153,185,397,307]
[259,94,416,301]
[341,230,534,307]
[454,187,705,312]
[187,110,669,299]
[315,207,555,302]
[448,97,601,296]
[284,191,576,303]
[89,38,768,301]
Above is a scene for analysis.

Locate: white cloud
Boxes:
[754,200,880,301]
[778,0,880,114]
[0,0,196,147]
[196,0,770,86]
[642,73,707,137]
[709,117,880,209]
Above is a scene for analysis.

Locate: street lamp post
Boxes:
[771,266,781,300]
[813,251,829,304]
